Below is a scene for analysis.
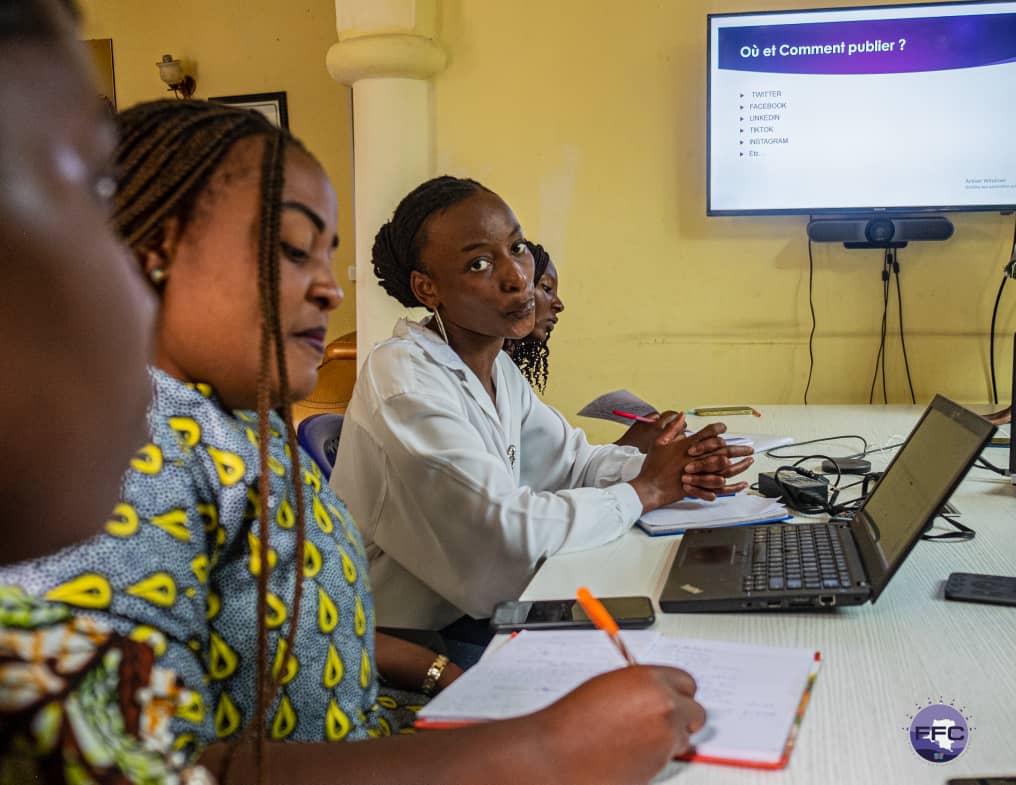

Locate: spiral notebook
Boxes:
[416,629,820,770]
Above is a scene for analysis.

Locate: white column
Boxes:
[327,1,447,363]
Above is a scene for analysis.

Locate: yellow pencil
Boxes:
[689,406,761,417]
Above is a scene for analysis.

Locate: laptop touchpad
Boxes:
[684,544,735,565]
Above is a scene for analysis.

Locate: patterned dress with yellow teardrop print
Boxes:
[0,369,422,748]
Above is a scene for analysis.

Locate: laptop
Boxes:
[660,395,996,612]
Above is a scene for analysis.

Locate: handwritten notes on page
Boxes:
[417,629,819,769]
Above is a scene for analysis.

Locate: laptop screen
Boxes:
[852,396,995,600]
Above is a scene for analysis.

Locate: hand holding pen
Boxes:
[613,409,686,453]
[550,587,705,773]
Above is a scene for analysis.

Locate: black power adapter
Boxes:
[758,470,829,510]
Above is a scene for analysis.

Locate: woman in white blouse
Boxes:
[331,176,753,648]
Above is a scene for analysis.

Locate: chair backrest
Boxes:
[296,413,345,476]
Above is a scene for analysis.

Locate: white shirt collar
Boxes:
[393,317,470,374]
[393,317,507,427]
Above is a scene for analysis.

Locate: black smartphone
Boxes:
[944,572,1016,607]
[946,778,1016,785]
[489,596,655,633]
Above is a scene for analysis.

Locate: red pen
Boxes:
[612,409,656,424]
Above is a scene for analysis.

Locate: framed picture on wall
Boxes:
[209,91,289,130]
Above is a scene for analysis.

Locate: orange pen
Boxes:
[576,587,639,666]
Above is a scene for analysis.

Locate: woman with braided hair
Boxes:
[506,241,682,452]
[2,97,459,780]
[2,100,711,785]
[503,240,559,394]
[331,175,754,645]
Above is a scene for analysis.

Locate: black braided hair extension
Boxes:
[112,99,313,784]
[505,240,553,392]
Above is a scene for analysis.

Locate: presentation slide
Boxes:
[708,2,1016,214]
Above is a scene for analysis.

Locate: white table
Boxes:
[516,405,1016,784]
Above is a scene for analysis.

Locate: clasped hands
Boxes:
[630,411,755,513]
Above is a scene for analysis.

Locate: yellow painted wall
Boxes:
[77,0,357,341]
[434,1,1016,442]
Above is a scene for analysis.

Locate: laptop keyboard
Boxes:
[745,524,853,593]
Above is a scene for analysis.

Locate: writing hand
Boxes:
[537,666,706,785]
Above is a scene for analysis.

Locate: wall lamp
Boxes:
[157,54,196,99]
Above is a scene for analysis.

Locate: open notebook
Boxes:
[416,630,820,770]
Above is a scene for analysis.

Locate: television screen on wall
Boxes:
[707,1,1016,215]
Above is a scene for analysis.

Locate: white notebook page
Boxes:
[644,636,817,764]
[639,494,788,533]
[418,630,818,766]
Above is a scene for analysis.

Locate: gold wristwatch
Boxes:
[420,654,450,696]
